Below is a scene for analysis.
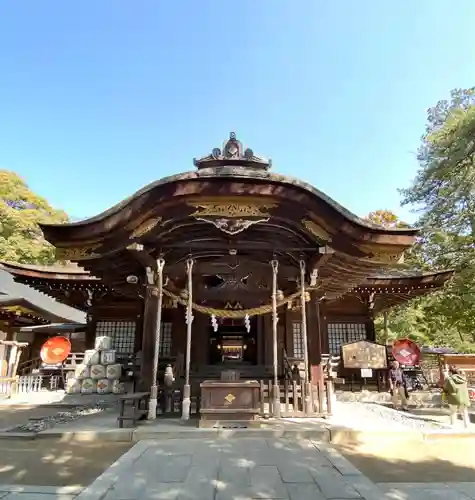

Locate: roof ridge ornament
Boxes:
[194,132,271,170]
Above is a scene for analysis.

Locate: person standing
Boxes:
[388,360,408,411]
[443,366,470,428]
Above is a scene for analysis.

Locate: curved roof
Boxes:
[48,170,417,236]
[30,134,423,298]
[48,134,415,238]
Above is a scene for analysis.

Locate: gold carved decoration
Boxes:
[188,199,276,235]
[189,200,276,218]
[224,301,243,310]
[367,253,404,264]
[130,217,162,239]
[4,306,30,315]
[302,219,330,241]
[359,244,405,264]
[55,245,100,261]
[224,393,236,404]
[360,251,405,264]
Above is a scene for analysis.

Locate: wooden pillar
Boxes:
[270,259,281,417]
[257,315,264,365]
[139,284,158,391]
[84,315,96,350]
[308,291,325,411]
[366,317,376,342]
[383,311,388,343]
[263,314,272,366]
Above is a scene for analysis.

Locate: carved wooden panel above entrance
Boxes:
[187,198,277,235]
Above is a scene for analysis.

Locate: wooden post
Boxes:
[383,311,388,343]
[139,284,158,393]
[148,258,165,420]
[270,259,281,418]
[299,260,312,415]
[6,344,18,378]
[182,258,194,420]
[325,378,334,415]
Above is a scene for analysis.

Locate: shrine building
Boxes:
[0,133,453,393]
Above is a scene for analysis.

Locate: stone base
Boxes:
[198,419,263,429]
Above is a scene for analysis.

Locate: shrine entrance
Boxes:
[208,318,257,365]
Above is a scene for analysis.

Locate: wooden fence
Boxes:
[0,374,61,397]
[259,379,330,417]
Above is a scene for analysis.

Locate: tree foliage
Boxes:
[365,209,410,228]
[0,170,68,264]
[372,88,475,352]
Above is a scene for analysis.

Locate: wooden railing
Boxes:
[18,352,87,376]
[18,357,42,375]
[259,379,321,417]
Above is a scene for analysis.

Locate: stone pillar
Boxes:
[139,284,158,391]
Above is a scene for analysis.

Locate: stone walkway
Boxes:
[0,437,473,498]
[75,438,385,500]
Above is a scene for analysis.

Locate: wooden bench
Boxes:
[117,392,150,428]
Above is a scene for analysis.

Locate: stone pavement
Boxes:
[0,437,473,499]
[75,437,385,500]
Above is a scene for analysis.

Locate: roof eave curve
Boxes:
[39,167,418,237]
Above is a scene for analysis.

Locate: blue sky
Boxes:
[0,1,473,223]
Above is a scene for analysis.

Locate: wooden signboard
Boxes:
[341,340,387,370]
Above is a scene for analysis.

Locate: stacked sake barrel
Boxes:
[66,336,124,395]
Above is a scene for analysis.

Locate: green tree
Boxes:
[0,170,68,264]
[400,87,475,346]
[364,209,465,349]
[365,209,410,228]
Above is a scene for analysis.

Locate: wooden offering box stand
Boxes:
[199,371,260,428]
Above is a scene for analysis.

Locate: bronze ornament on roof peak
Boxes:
[194,132,272,170]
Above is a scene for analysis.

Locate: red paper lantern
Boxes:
[40,336,72,364]
[392,338,421,366]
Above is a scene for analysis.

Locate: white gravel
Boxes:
[329,402,450,431]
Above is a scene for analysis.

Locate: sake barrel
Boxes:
[94,336,112,351]
[66,378,81,394]
[96,378,112,394]
[81,378,96,394]
[74,364,89,380]
[84,350,100,366]
[90,364,106,380]
[111,380,125,394]
[100,350,116,365]
[106,363,122,380]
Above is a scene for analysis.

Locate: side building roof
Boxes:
[0,268,86,324]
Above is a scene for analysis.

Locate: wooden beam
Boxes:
[164,260,297,277]
[158,241,318,251]
[126,243,157,269]
[308,246,335,286]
